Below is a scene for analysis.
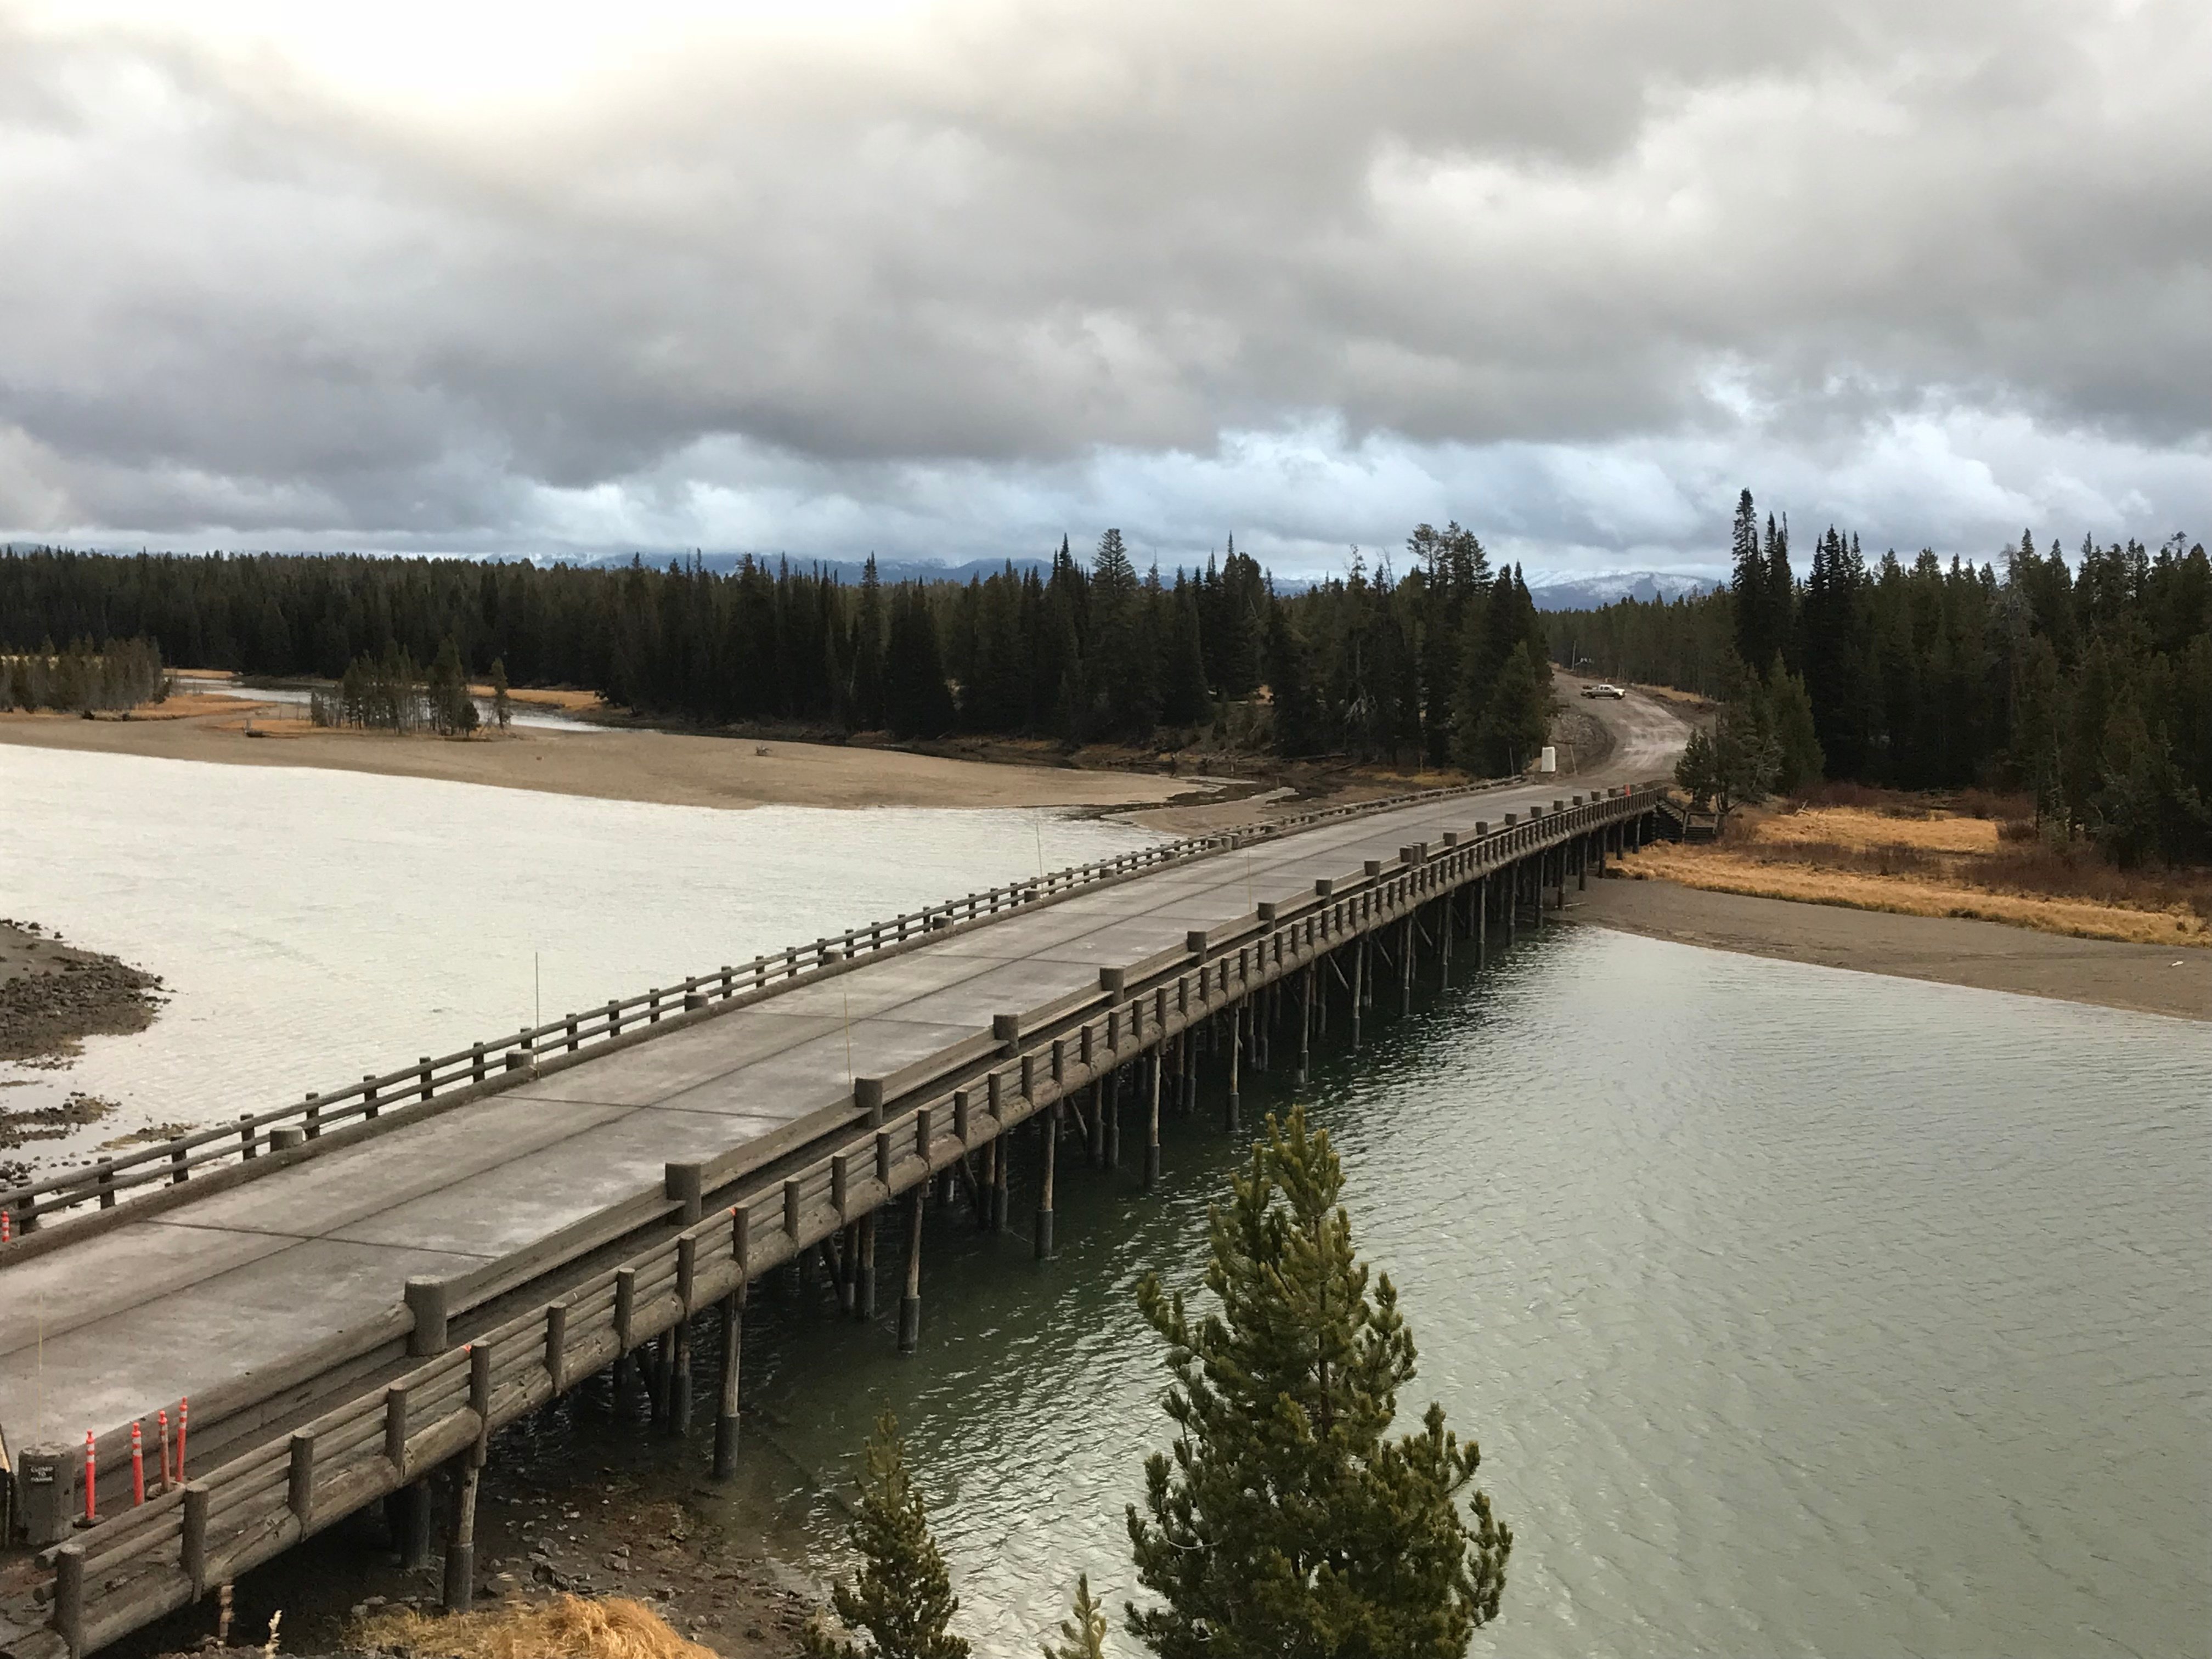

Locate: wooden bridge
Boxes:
[1,702,1680,1657]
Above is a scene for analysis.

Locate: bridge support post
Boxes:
[1226,1004,1242,1134]
[713,1288,744,1479]
[669,1315,693,1436]
[1351,938,1365,1050]
[1477,877,1487,967]
[1182,1036,1198,1114]
[1143,1049,1162,1192]
[1579,834,1589,890]
[1401,917,1414,1015]
[857,1212,878,1319]
[1297,966,1311,1085]
[1088,1078,1107,1169]
[1035,1104,1057,1259]
[442,1458,480,1612]
[991,1135,1009,1232]
[1440,895,1453,989]
[1105,1070,1121,1170]
[898,1189,924,1353]
[391,1480,433,1571]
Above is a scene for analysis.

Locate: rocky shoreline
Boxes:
[0,919,165,1066]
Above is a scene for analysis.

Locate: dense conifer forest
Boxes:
[3,501,2204,862]
[1548,493,2210,863]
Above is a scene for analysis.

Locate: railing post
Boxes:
[545,1302,569,1396]
[182,1479,211,1594]
[52,1540,84,1657]
[288,1431,316,1524]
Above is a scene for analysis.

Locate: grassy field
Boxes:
[1621,788,2212,947]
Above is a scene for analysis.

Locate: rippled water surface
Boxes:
[0,744,1160,1171]
[716,928,2210,1658]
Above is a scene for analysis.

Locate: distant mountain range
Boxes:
[590,552,1718,609]
[1525,571,1719,611]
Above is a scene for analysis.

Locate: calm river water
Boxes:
[9,745,2208,1657]
[0,745,1160,1175]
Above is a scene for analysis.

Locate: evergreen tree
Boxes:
[1126,1105,1510,1658]
[1160,584,1211,730]
[853,556,888,730]
[425,635,478,736]
[488,656,512,730]
[884,585,957,739]
[1728,488,1763,671]
[805,1413,970,1659]
[1674,698,1779,829]
[1264,605,1321,758]
[1042,1577,1110,1659]
[1470,640,1550,775]
[1763,653,1823,793]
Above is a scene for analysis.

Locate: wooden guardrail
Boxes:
[13,784,1661,1659]
[0,768,1547,1239]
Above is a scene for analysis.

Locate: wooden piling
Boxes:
[1143,1049,1162,1192]
[713,1288,744,1479]
[1297,966,1312,1085]
[1035,1103,1058,1259]
[669,1316,693,1436]
[857,1211,877,1319]
[899,1188,924,1352]
[1226,1002,1242,1133]
[442,1457,479,1612]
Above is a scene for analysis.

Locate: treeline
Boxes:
[0,636,167,712]
[0,537,1556,766]
[1550,492,2211,863]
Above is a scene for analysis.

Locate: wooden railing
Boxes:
[0,767,1557,1238]
[16,785,1661,1659]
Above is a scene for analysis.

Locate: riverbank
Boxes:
[1571,878,2210,1021]
[0,708,1190,814]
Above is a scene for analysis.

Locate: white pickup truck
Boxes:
[1581,682,1627,699]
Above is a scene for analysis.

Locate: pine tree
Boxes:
[1763,653,1823,793]
[1264,605,1320,758]
[1160,585,1211,730]
[1729,489,1762,658]
[426,635,477,736]
[1471,640,1550,775]
[884,586,957,740]
[488,656,512,730]
[1126,1105,1510,1659]
[1042,1576,1109,1659]
[805,1413,970,1659]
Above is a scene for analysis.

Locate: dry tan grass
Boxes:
[353,1595,715,1659]
[1624,844,2210,946]
[1751,805,2000,856]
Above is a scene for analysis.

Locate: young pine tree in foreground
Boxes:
[1126,1105,1510,1659]
[804,1413,970,1659]
[1042,1576,1110,1659]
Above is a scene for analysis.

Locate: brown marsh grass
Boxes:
[1626,795,2212,946]
[353,1595,716,1659]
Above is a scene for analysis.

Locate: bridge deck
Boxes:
[0,696,1680,1459]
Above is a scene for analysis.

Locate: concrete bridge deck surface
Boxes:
[0,692,1685,1455]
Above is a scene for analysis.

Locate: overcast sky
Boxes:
[0,1,2204,578]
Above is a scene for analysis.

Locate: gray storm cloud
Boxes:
[0,0,2204,573]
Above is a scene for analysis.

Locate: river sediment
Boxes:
[1570,875,2211,1020]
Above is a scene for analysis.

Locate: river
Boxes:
[0,744,1160,1176]
[8,744,2208,1657]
